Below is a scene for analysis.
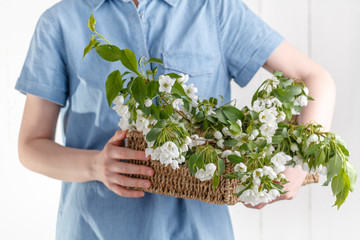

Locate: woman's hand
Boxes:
[92,129,154,198]
[243,167,308,209]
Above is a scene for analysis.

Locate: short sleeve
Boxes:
[15,10,68,106]
[217,0,284,87]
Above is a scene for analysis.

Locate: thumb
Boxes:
[108,129,128,147]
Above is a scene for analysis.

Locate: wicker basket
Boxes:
[124,131,319,205]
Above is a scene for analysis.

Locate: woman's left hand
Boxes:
[243,167,308,209]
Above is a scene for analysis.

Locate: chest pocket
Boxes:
[161,51,215,98]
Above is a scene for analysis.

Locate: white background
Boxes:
[1,0,359,239]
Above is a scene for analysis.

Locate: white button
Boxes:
[139,13,144,19]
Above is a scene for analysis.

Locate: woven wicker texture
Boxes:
[125,131,319,205]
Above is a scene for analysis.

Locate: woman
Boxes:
[16,0,335,239]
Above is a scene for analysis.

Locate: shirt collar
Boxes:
[88,0,180,11]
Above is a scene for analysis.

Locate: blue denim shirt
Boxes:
[16,0,283,239]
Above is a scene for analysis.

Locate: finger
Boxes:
[110,184,145,198]
[108,145,150,161]
[110,161,154,176]
[111,173,152,189]
[108,129,128,146]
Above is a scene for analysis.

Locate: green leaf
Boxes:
[272,135,284,144]
[325,154,343,185]
[331,172,345,196]
[224,139,238,147]
[218,157,225,176]
[272,88,295,102]
[285,85,302,96]
[153,119,167,129]
[131,77,146,107]
[188,154,199,174]
[165,73,182,79]
[222,106,245,122]
[345,162,357,192]
[332,169,351,209]
[88,13,96,31]
[249,111,259,121]
[146,128,162,142]
[119,48,140,75]
[305,144,320,156]
[229,121,241,134]
[335,135,350,157]
[105,70,123,107]
[146,81,160,99]
[150,105,160,120]
[171,81,187,97]
[95,44,122,62]
[273,70,283,77]
[164,104,174,116]
[144,57,164,65]
[212,172,220,189]
[213,109,228,124]
[82,37,97,59]
[227,155,244,164]
[202,119,209,130]
[195,111,205,122]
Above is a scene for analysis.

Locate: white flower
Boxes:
[222,127,231,137]
[179,143,188,153]
[113,95,125,106]
[195,169,207,181]
[317,165,328,175]
[221,150,233,158]
[177,73,189,84]
[304,87,309,95]
[184,136,192,145]
[172,98,184,111]
[262,166,277,180]
[277,111,286,122]
[214,131,223,140]
[144,98,152,107]
[159,75,175,94]
[234,163,247,173]
[178,155,186,164]
[302,162,310,172]
[268,189,280,200]
[307,134,318,144]
[290,143,299,152]
[205,163,217,174]
[293,155,304,166]
[118,114,132,130]
[259,109,277,123]
[252,99,265,112]
[113,104,129,117]
[271,152,292,173]
[185,83,198,100]
[235,184,246,194]
[249,129,259,140]
[294,95,308,107]
[170,160,179,170]
[271,97,282,107]
[259,122,277,137]
[145,147,154,157]
[253,168,263,185]
[135,116,150,132]
[236,119,242,127]
[296,137,302,144]
[217,139,224,148]
[241,175,249,182]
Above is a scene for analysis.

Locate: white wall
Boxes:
[1,0,359,239]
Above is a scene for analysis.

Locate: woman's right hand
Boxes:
[92,129,154,198]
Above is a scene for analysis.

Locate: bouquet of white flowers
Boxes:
[83,14,356,208]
